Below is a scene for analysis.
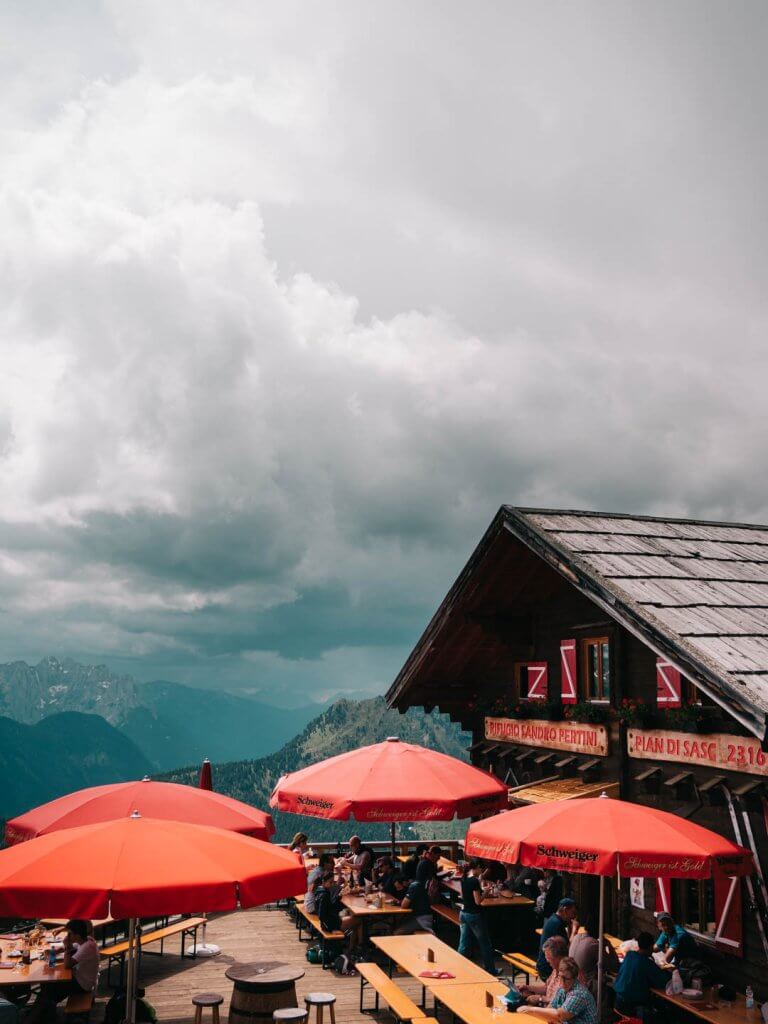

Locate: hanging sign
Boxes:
[627,728,768,778]
[630,877,645,909]
[485,717,609,757]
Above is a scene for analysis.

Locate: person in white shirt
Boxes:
[27,920,99,1024]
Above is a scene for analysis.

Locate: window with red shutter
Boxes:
[656,658,682,708]
[526,663,548,701]
[673,872,743,957]
[560,640,578,705]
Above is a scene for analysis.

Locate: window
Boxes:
[680,878,716,938]
[582,637,610,700]
[659,875,743,956]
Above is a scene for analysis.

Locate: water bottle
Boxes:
[48,946,57,970]
[746,986,754,1009]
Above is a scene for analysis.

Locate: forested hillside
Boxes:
[158,697,471,843]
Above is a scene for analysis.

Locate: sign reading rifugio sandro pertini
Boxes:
[485,716,609,757]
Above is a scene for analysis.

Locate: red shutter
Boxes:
[713,870,743,956]
[560,640,578,705]
[656,658,682,708]
[527,663,548,701]
[655,877,671,914]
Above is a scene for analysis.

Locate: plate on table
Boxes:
[0,963,16,970]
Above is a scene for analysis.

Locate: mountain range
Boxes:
[0,658,323,771]
[159,696,471,843]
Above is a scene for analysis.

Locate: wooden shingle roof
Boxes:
[509,508,768,741]
[387,507,768,743]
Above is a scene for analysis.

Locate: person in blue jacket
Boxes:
[614,931,670,1018]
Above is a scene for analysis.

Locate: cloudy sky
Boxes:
[1,1,766,703]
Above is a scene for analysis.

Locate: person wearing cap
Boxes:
[654,912,697,963]
[536,898,578,980]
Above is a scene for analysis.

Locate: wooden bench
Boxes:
[64,990,94,1021]
[101,916,205,986]
[501,952,538,984]
[432,904,460,927]
[295,905,346,969]
[357,962,427,1020]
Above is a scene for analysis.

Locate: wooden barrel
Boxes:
[226,964,304,1024]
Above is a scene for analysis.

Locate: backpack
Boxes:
[305,945,323,965]
[331,953,356,976]
[427,876,441,903]
[104,993,157,1024]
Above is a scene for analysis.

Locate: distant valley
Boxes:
[0,657,325,771]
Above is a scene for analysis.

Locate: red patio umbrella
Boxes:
[0,813,305,1023]
[464,796,753,878]
[465,795,754,1008]
[270,736,508,853]
[199,758,213,791]
[5,778,275,844]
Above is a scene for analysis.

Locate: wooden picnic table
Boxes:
[442,878,534,909]
[371,934,496,985]
[0,958,70,987]
[341,894,410,917]
[652,988,760,1023]
[428,980,549,1024]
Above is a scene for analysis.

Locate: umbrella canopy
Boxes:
[0,813,305,920]
[5,779,275,846]
[465,796,754,879]
[269,736,508,821]
[199,759,213,791]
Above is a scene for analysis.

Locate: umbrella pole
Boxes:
[391,822,396,858]
[125,917,137,1024]
[597,876,605,1017]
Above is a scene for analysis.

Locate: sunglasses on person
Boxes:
[558,972,576,981]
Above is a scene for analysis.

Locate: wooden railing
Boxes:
[277,839,463,859]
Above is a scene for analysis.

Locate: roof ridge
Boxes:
[504,505,768,532]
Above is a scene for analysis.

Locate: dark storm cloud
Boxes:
[0,1,766,698]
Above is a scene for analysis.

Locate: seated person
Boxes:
[290,831,309,865]
[511,863,542,896]
[373,856,399,895]
[654,912,697,963]
[480,860,506,885]
[345,835,374,883]
[537,899,578,980]
[27,920,99,1024]
[315,871,364,951]
[519,936,569,1008]
[394,875,434,934]
[518,956,598,1023]
[568,913,619,995]
[305,853,334,913]
[415,845,444,884]
[536,869,564,919]
[614,931,670,1020]
[402,844,428,880]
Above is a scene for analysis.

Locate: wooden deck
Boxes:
[94,906,431,1024]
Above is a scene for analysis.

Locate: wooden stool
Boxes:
[192,993,224,1024]
[304,993,336,1024]
[273,1010,309,1024]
